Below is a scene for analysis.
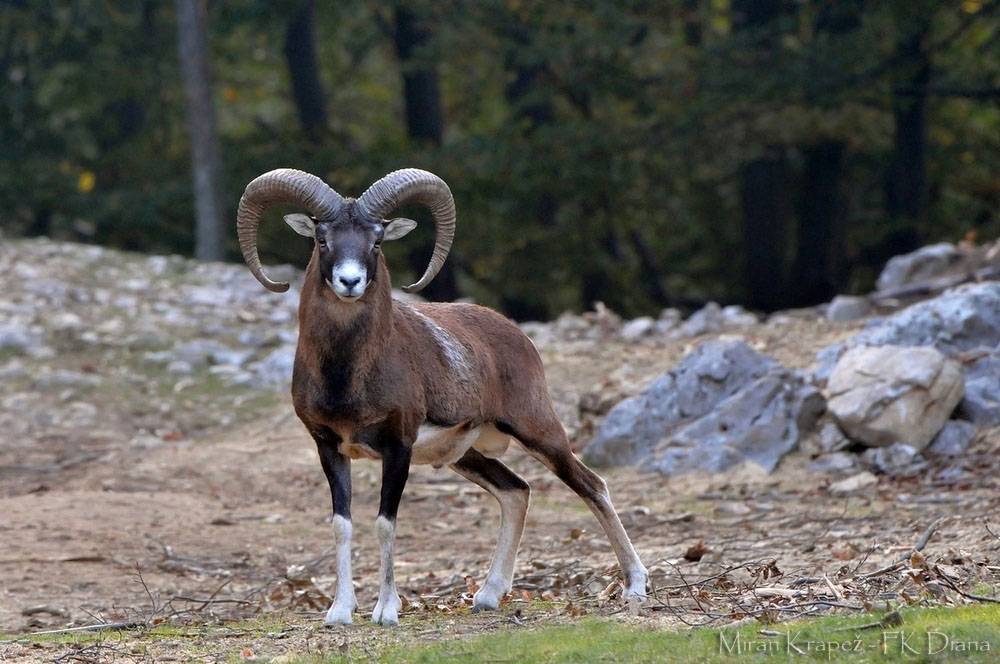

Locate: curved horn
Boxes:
[357,168,456,293]
[236,169,343,292]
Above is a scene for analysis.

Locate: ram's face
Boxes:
[284,202,417,303]
[317,212,385,302]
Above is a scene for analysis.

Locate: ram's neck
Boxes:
[298,255,394,373]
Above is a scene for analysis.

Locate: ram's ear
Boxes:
[284,213,316,238]
[383,217,418,241]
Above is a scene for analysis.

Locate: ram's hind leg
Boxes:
[501,413,648,600]
[451,449,530,611]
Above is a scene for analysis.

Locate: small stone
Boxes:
[247,345,296,388]
[658,307,682,327]
[818,422,851,453]
[33,370,102,389]
[620,317,655,341]
[166,360,194,374]
[721,305,758,327]
[676,302,723,337]
[926,420,977,457]
[829,471,878,494]
[0,323,41,352]
[862,443,926,477]
[826,295,871,322]
[809,452,858,474]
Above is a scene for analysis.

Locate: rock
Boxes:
[826,295,871,322]
[654,308,682,335]
[676,302,723,337]
[0,323,42,352]
[818,422,851,453]
[33,370,102,389]
[0,359,27,381]
[721,305,759,327]
[876,242,961,291]
[926,420,977,457]
[829,471,878,494]
[620,317,655,341]
[815,282,1000,380]
[862,443,926,477]
[584,339,779,467]
[809,452,858,474]
[648,370,824,474]
[170,339,253,368]
[248,345,296,388]
[827,346,964,449]
[815,283,1000,424]
[959,353,1000,425]
[584,339,824,475]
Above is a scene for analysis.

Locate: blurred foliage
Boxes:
[1,0,997,318]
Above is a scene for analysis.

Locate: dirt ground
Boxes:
[1,239,998,660]
[2,307,999,662]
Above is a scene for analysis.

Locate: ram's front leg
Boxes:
[315,437,356,625]
[372,443,411,626]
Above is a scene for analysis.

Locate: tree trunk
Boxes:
[884,23,929,257]
[175,0,225,261]
[390,6,457,302]
[733,0,790,311]
[393,7,444,144]
[790,141,845,306]
[787,1,859,305]
[740,152,791,311]
[284,0,327,142]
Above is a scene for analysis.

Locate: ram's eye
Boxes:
[317,236,326,247]
[373,242,382,252]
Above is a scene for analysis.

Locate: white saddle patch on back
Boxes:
[403,305,474,385]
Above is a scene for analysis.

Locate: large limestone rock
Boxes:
[584,339,823,475]
[826,346,964,449]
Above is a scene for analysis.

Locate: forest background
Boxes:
[2,0,997,320]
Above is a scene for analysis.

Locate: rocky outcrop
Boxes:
[584,339,823,475]
[826,346,964,449]
[815,282,1000,425]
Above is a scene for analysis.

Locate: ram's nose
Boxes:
[338,275,361,290]
[329,261,368,301]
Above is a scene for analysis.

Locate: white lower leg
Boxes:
[371,515,402,625]
[473,489,528,611]
[591,491,647,600]
[325,515,356,625]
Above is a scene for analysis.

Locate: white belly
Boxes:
[411,422,511,467]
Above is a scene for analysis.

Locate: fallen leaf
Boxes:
[684,540,711,562]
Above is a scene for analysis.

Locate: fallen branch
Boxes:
[17,622,143,637]
[938,575,1000,605]
[860,518,942,579]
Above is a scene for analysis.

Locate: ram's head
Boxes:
[236,169,455,301]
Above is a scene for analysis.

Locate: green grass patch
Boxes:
[372,604,998,663]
